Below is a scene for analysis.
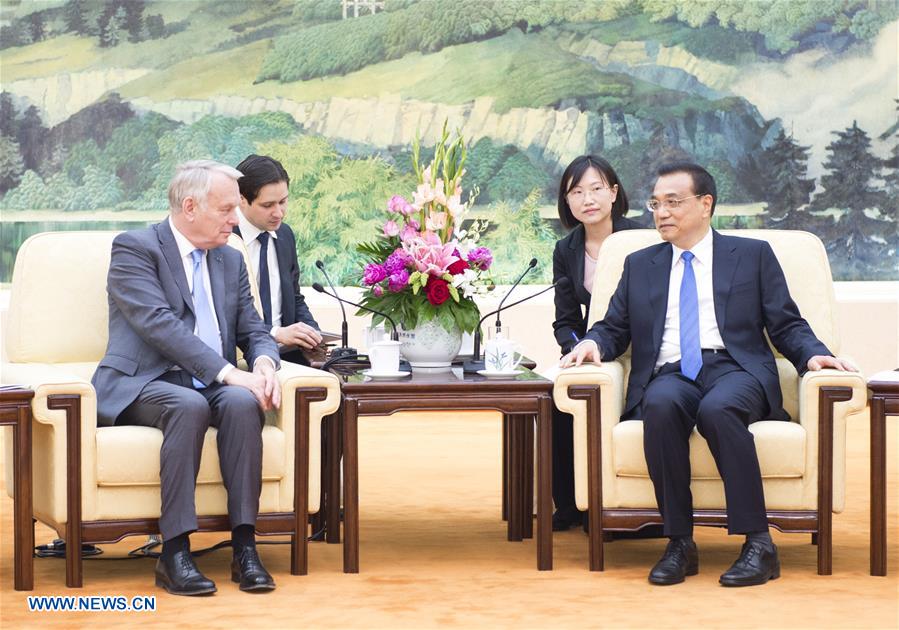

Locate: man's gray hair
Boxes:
[168,160,243,213]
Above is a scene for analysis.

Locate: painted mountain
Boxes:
[1,0,896,283]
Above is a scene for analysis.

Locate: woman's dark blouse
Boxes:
[552,216,642,355]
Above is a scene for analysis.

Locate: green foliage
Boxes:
[1,171,51,210]
[260,0,639,83]
[639,0,898,54]
[487,153,553,203]
[479,190,557,283]
[292,0,342,23]
[141,112,300,208]
[752,129,815,221]
[0,135,25,193]
[812,120,895,277]
[259,134,414,286]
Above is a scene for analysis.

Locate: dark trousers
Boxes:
[551,403,577,512]
[641,350,769,537]
[117,371,265,540]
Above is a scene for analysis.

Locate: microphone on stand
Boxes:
[495,258,537,329]
[314,260,356,358]
[463,277,570,373]
[311,283,400,341]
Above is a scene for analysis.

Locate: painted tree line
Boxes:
[0,0,173,50]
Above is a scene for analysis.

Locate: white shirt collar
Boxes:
[168,216,202,260]
[672,227,713,266]
[236,208,278,244]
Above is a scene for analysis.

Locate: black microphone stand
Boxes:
[315,261,357,358]
[462,277,569,373]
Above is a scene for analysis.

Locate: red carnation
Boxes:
[425,277,450,306]
[447,258,469,275]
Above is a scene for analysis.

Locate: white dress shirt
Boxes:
[237,209,283,332]
[655,227,725,368]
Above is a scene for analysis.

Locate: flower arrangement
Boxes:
[357,124,493,334]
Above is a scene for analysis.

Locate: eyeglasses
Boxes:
[645,194,703,213]
[567,185,614,201]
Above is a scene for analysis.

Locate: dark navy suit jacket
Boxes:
[235,223,319,331]
[583,230,830,421]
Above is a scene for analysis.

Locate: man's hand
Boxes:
[222,360,280,411]
[274,323,323,350]
[560,339,602,368]
[807,355,857,372]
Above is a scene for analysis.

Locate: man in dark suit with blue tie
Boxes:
[562,162,854,586]
[233,155,323,365]
[92,160,281,595]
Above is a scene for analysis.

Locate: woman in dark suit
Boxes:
[551,155,640,530]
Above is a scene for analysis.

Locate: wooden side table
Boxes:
[0,388,35,590]
[868,372,898,576]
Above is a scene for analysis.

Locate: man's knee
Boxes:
[165,390,211,434]
[217,386,265,428]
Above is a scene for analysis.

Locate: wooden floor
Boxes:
[1,410,897,629]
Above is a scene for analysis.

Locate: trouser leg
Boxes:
[551,403,577,512]
[202,385,265,530]
[641,367,701,537]
[117,376,211,540]
[695,354,770,534]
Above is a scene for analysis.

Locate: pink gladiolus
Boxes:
[383,220,400,237]
[426,211,447,231]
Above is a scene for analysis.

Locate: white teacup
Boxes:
[483,337,523,373]
[368,339,401,374]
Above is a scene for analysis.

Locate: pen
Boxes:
[571,332,579,344]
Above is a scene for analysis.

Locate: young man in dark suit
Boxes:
[234,155,323,365]
[562,162,855,586]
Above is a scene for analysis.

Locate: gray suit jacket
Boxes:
[91,220,280,426]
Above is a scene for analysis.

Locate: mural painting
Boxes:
[1,0,896,284]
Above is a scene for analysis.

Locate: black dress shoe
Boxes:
[155,550,216,596]
[719,540,780,587]
[231,546,276,592]
[552,507,586,531]
[648,538,699,585]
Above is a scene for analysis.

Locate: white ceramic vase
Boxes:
[398,318,463,369]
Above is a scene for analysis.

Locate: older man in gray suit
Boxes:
[91,160,281,596]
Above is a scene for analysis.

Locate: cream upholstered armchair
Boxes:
[2,231,340,587]
[552,229,867,574]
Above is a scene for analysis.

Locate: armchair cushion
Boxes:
[612,420,806,479]
[95,425,286,486]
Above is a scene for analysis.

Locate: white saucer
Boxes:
[477,369,523,378]
[362,369,411,380]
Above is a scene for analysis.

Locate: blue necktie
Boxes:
[679,251,702,380]
[190,249,222,388]
[257,232,273,327]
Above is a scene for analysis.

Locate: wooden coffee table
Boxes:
[868,371,898,576]
[336,366,554,572]
[0,387,35,590]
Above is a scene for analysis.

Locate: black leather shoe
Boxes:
[552,507,586,531]
[648,538,699,585]
[155,551,216,596]
[719,540,780,587]
[231,546,276,592]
